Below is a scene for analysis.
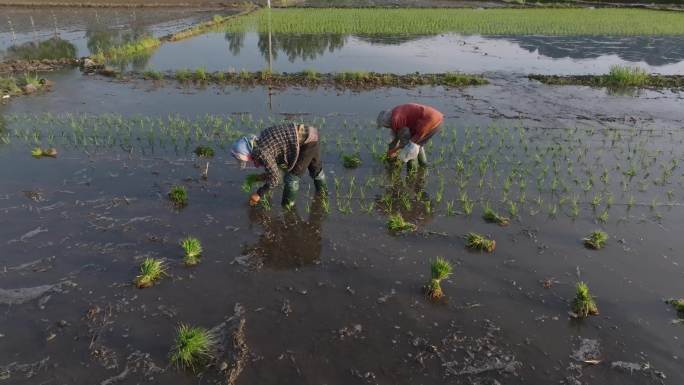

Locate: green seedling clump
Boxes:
[425,257,453,300]
[143,70,163,80]
[342,154,362,169]
[1,76,22,96]
[241,174,261,193]
[31,147,57,158]
[194,145,215,157]
[583,230,608,249]
[181,237,203,266]
[465,232,496,252]
[606,65,648,87]
[387,213,416,233]
[665,299,684,315]
[483,207,510,226]
[134,258,166,288]
[169,185,188,207]
[170,324,217,371]
[572,282,599,318]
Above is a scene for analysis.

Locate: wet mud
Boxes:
[1,5,684,385]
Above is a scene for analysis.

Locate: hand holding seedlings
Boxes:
[583,230,608,249]
[181,237,203,266]
[241,173,263,193]
[170,324,217,372]
[231,123,327,208]
[465,232,496,252]
[425,257,453,300]
[134,258,166,288]
[572,282,599,318]
[249,193,261,206]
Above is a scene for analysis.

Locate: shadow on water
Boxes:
[244,197,325,269]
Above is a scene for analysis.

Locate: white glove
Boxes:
[399,142,420,163]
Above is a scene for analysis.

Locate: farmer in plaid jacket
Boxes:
[231,122,327,208]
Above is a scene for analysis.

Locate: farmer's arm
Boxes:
[388,127,411,155]
[255,155,281,197]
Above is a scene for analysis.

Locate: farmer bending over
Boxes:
[377,103,444,170]
[231,122,327,208]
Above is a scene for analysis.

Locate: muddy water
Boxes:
[1,70,684,385]
[2,5,684,384]
[143,32,684,75]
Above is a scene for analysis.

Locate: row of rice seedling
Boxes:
[225,8,684,36]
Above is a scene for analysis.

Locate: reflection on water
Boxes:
[244,198,325,270]
[506,35,684,67]
[87,24,156,71]
[147,31,684,75]
[225,32,347,63]
[6,37,77,60]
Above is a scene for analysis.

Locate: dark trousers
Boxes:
[291,140,323,178]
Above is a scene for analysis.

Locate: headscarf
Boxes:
[231,134,257,164]
[376,110,393,129]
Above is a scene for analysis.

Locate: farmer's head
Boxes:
[230,134,258,168]
[376,110,392,129]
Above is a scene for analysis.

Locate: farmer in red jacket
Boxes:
[377,103,444,171]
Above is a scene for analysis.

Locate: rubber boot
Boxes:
[313,170,328,196]
[282,173,300,209]
[417,146,429,167]
[406,159,419,175]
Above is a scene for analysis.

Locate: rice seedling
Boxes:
[508,201,518,217]
[225,8,684,36]
[605,65,648,87]
[597,210,609,223]
[169,185,188,207]
[342,153,362,169]
[143,70,163,80]
[387,213,416,233]
[424,257,453,301]
[302,68,320,81]
[213,71,226,82]
[170,324,217,371]
[482,206,509,226]
[465,232,495,253]
[181,237,203,266]
[31,147,57,158]
[241,174,261,193]
[194,67,208,82]
[0,76,22,96]
[665,298,684,315]
[134,258,166,288]
[583,230,608,250]
[194,145,215,157]
[572,282,599,318]
[175,69,192,82]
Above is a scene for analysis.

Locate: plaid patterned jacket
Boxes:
[252,123,300,195]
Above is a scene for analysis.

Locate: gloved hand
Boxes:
[387,148,399,158]
[249,193,261,206]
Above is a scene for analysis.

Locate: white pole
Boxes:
[267,0,271,8]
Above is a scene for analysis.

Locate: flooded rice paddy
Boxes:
[1,5,684,385]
